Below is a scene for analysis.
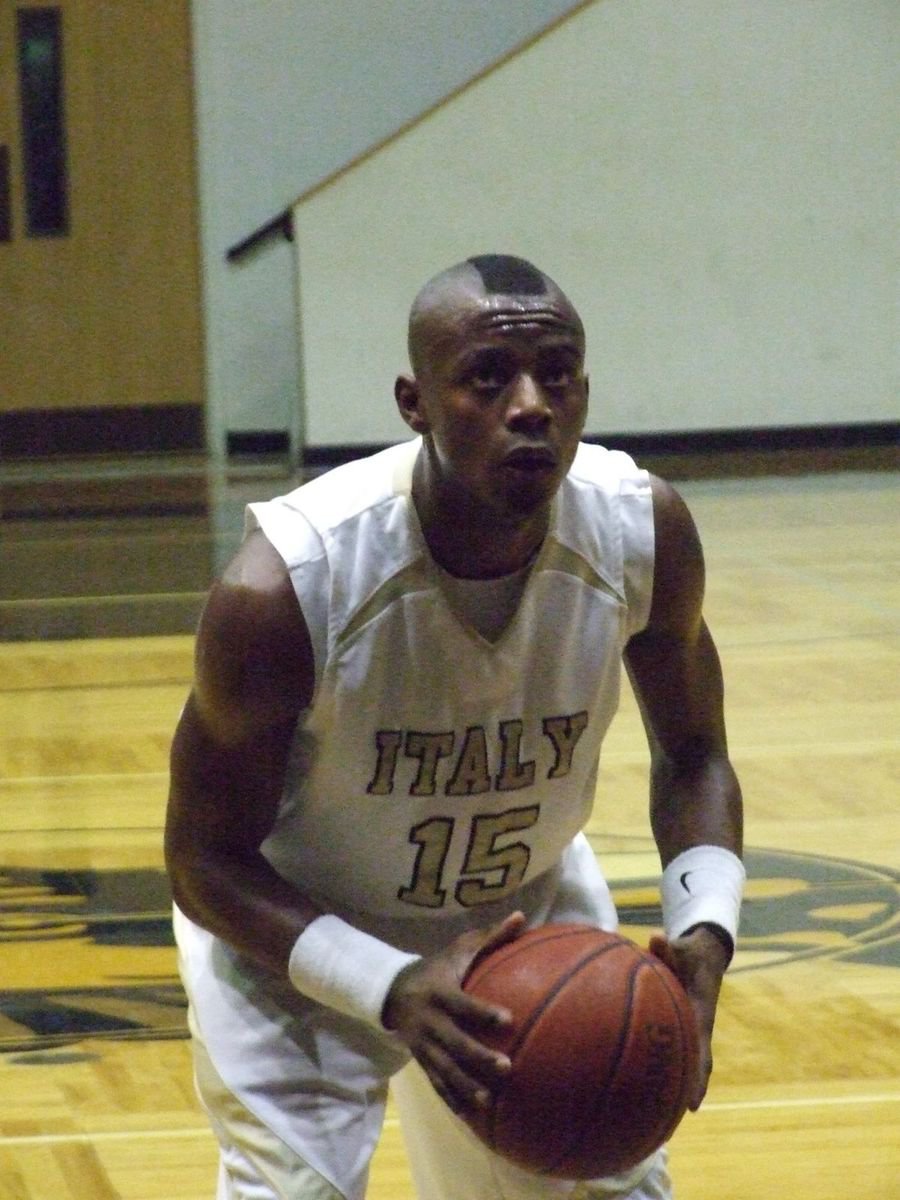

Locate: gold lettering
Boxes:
[542,712,589,778]
[446,726,492,795]
[495,719,536,791]
[366,730,402,794]
[405,731,455,795]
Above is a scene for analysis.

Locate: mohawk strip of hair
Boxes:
[467,254,548,296]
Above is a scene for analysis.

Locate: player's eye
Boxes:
[472,370,505,391]
[543,368,571,389]
[540,358,577,389]
[469,356,513,393]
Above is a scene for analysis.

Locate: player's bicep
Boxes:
[166,531,314,856]
[170,689,290,821]
[625,620,727,764]
[192,531,314,744]
[624,477,727,759]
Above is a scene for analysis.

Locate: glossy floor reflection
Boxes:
[1,455,305,640]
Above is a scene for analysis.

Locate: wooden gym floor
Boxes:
[0,457,897,1199]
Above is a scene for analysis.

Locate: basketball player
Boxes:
[166,255,745,1200]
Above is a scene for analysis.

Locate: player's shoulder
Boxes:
[645,474,702,555]
[194,531,314,729]
[639,474,706,634]
[566,446,696,541]
[257,438,420,531]
[220,526,294,594]
[203,530,304,652]
[566,443,655,511]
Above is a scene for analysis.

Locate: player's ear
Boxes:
[395,374,429,434]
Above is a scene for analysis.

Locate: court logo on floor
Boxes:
[0,865,183,1053]
[0,846,897,1052]
[604,843,899,974]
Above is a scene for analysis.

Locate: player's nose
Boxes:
[506,373,552,430]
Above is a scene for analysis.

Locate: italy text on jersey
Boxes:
[366,713,590,797]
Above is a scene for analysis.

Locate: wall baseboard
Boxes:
[4,416,895,478]
[297,422,898,479]
[226,430,291,458]
[0,405,205,458]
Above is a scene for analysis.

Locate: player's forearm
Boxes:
[166,830,322,975]
[649,748,744,963]
[167,817,420,1026]
[648,746,743,867]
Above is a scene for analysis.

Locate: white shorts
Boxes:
[193,1040,670,1200]
[392,1059,671,1200]
[179,835,669,1199]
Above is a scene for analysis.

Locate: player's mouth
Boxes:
[502,445,557,474]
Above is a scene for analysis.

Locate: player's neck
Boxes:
[424,523,544,579]
[412,469,548,579]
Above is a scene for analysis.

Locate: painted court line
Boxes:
[0,771,170,785]
[701,1092,900,1114]
[1,592,204,608]
[1,1093,897,1147]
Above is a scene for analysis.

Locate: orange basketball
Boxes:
[462,924,699,1179]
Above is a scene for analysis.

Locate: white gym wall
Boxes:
[189,0,586,455]
[291,0,898,448]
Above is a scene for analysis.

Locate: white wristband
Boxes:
[660,844,745,952]
[287,914,421,1028]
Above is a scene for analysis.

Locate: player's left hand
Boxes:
[381,911,527,1116]
[649,927,730,1110]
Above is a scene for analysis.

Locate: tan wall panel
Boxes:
[0,0,203,414]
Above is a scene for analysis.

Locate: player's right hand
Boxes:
[381,912,526,1115]
[649,926,730,1111]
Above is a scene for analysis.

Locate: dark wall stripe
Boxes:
[0,145,11,243]
[2,417,894,474]
[299,422,898,463]
[595,422,900,456]
[226,430,291,457]
[296,423,899,479]
[0,405,205,458]
[17,6,70,237]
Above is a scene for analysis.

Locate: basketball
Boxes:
[461,923,699,1179]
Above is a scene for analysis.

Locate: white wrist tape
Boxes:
[660,844,745,948]
[288,915,420,1028]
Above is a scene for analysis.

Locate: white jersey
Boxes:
[246,437,654,928]
[174,438,657,1197]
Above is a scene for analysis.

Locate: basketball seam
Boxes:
[568,956,694,1176]
[467,925,606,990]
[541,954,642,1176]
[501,940,629,1063]
[488,938,632,1163]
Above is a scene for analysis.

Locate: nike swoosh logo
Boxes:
[680,871,693,894]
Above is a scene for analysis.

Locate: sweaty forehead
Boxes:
[409,257,583,371]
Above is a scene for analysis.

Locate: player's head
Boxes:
[396,254,588,525]
[405,254,584,376]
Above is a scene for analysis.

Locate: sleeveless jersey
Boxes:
[245,438,654,925]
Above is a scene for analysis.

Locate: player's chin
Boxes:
[497,465,560,513]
